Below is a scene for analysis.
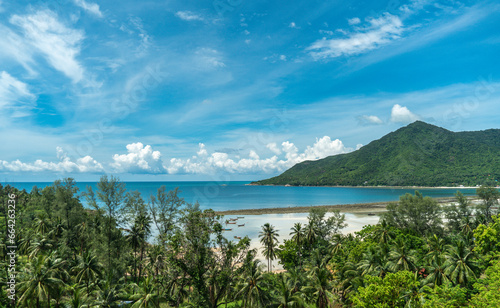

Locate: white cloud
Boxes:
[111,142,165,173]
[73,0,103,18]
[0,71,36,112]
[279,55,287,61]
[307,13,404,60]
[360,115,383,125]
[267,142,281,155]
[289,22,297,28]
[348,17,361,25]
[166,136,352,175]
[390,104,420,123]
[0,147,103,173]
[175,11,204,21]
[195,48,226,69]
[10,10,85,83]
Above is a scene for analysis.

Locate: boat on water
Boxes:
[237,224,245,227]
[237,216,244,219]
[223,228,233,231]
[234,236,242,239]
[226,221,237,224]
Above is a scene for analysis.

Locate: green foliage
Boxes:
[470,259,500,307]
[474,215,500,261]
[254,121,500,186]
[351,271,421,308]
[421,283,468,307]
[382,191,443,235]
[3,179,500,307]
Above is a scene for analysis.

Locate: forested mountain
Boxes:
[254,121,500,187]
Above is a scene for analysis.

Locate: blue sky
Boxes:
[1,0,500,182]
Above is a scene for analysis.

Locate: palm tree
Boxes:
[425,234,449,264]
[18,254,66,307]
[94,278,126,308]
[72,251,103,297]
[444,240,479,287]
[423,255,450,288]
[259,223,279,272]
[28,236,54,259]
[290,223,305,268]
[373,220,393,245]
[236,260,269,308]
[275,273,305,308]
[387,238,417,272]
[303,265,336,308]
[65,284,90,308]
[330,234,344,256]
[130,276,160,308]
[136,212,152,280]
[125,224,142,281]
[358,246,385,277]
[305,221,316,246]
[333,261,359,303]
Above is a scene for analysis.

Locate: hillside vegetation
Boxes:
[253,121,500,187]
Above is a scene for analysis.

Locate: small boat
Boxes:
[234,236,242,239]
[237,216,244,219]
[223,228,233,231]
[238,224,245,227]
[367,213,376,216]
[227,222,237,224]
[229,218,238,221]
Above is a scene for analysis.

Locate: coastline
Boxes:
[247,183,484,189]
[214,196,464,215]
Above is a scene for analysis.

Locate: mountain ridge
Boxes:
[252,121,500,187]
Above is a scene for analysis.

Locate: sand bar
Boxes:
[214,197,466,215]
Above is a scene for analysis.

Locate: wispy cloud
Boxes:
[359,115,383,125]
[10,10,85,83]
[73,0,103,18]
[0,71,36,117]
[307,13,404,60]
[175,11,204,21]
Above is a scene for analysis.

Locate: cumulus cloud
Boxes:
[0,147,103,173]
[289,22,298,28]
[266,142,281,155]
[111,142,164,173]
[73,0,103,18]
[307,13,404,60]
[0,138,355,175]
[10,10,85,83]
[175,11,204,21]
[165,136,352,175]
[390,104,420,123]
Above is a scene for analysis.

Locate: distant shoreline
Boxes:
[214,196,464,215]
[247,183,484,189]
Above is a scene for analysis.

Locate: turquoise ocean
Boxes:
[4,181,477,211]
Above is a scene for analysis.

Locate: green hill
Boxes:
[253,121,500,187]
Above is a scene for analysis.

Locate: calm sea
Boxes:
[4,181,477,211]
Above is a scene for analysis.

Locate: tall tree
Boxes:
[259,223,279,272]
[476,185,500,222]
[84,175,126,273]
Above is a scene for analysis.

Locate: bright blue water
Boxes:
[3,181,478,211]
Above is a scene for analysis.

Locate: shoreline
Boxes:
[214,196,464,215]
[247,183,485,189]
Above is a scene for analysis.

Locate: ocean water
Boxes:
[4,181,478,211]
